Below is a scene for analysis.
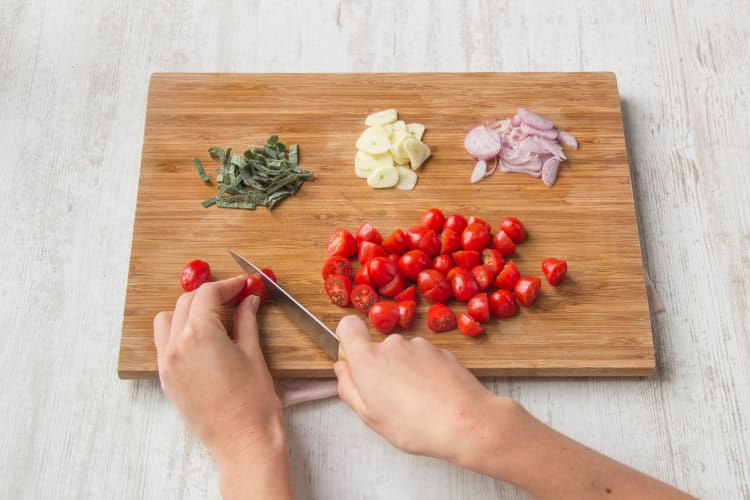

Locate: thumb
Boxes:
[336,315,372,361]
[333,360,367,416]
[233,294,262,357]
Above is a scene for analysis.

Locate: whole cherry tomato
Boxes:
[427,303,457,332]
[493,260,520,290]
[514,276,541,307]
[321,255,353,280]
[420,208,446,233]
[443,214,468,234]
[461,222,491,251]
[397,300,417,330]
[450,268,480,302]
[232,271,271,303]
[489,289,519,318]
[356,222,383,245]
[541,258,567,286]
[457,312,484,337]
[358,241,387,264]
[350,284,378,314]
[492,230,516,256]
[440,227,462,255]
[467,292,490,323]
[327,228,358,257]
[181,259,211,292]
[499,216,526,244]
[368,300,400,334]
[432,254,453,276]
[382,228,408,255]
[398,250,432,280]
[325,273,352,306]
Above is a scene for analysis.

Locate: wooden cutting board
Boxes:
[118,72,655,379]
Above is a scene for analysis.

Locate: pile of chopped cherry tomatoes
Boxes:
[322,209,567,337]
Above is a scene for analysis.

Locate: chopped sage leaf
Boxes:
[193,158,210,182]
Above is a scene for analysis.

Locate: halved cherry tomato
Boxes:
[446,266,463,281]
[406,226,441,257]
[405,226,429,249]
[260,268,277,283]
[500,216,526,244]
[467,215,491,233]
[398,250,432,280]
[443,214,467,234]
[356,222,383,245]
[450,268,480,302]
[480,248,504,276]
[358,241,387,264]
[421,208,446,233]
[327,228,358,257]
[440,227,461,255]
[489,289,518,318]
[322,255,353,280]
[467,292,490,323]
[368,300,400,334]
[388,253,400,265]
[368,256,397,287]
[492,230,516,256]
[232,272,270,303]
[514,276,541,307]
[493,260,520,290]
[354,264,372,286]
[417,269,452,303]
[181,259,212,292]
[432,254,453,276]
[325,273,352,307]
[427,303,456,332]
[452,250,480,270]
[461,222,491,251]
[378,271,406,297]
[457,312,484,337]
[397,300,417,329]
[394,284,417,302]
[382,228,408,255]
[541,258,567,286]
[471,265,493,291]
[350,284,378,314]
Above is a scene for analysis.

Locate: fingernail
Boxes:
[248,295,261,311]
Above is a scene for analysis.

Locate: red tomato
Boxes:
[467,216,491,233]
[350,284,378,314]
[388,253,400,265]
[432,254,453,276]
[232,272,270,303]
[358,241,387,264]
[492,230,516,256]
[379,271,406,297]
[354,264,372,286]
[514,276,541,307]
[325,273,352,307]
[446,266,463,281]
[321,255,353,280]
[356,222,383,245]
[499,216,526,244]
[397,300,417,329]
[394,284,417,302]
[368,300,400,334]
[398,250,433,280]
[420,208,445,233]
[368,257,397,287]
[467,293,490,323]
[181,259,212,292]
[489,289,519,318]
[440,227,462,255]
[405,226,429,249]
[493,260,520,290]
[382,228,408,255]
[261,268,277,282]
[461,222,491,251]
[450,269,480,302]
[416,228,441,257]
[541,258,567,286]
[427,303,457,332]
[471,265,493,291]
[452,250,480,270]
[327,228,358,257]
[457,312,484,337]
[480,248,504,276]
[417,269,452,303]
[443,214,467,234]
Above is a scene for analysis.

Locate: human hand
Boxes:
[333,315,515,464]
[153,276,289,494]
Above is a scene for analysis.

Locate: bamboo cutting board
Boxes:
[118,72,655,379]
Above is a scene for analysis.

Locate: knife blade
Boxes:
[229,250,340,360]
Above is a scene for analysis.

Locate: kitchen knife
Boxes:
[229,250,340,360]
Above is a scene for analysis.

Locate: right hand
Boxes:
[333,315,511,463]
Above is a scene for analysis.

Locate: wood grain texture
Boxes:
[1,1,749,499]
[119,72,655,379]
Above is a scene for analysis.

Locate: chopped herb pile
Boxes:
[194,135,314,210]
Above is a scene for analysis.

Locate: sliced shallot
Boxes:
[541,157,560,186]
[517,107,554,130]
[520,122,558,141]
[557,130,579,150]
[470,160,487,183]
[464,125,502,160]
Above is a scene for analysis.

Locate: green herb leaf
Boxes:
[193,158,210,182]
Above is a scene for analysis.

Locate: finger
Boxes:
[170,291,196,340]
[333,360,368,416]
[335,315,372,360]
[153,311,173,355]
[233,295,262,356]
[187,276,246,323]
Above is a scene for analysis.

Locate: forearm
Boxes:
[456,397,694,499]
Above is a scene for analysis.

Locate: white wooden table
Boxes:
[1,1,748,498]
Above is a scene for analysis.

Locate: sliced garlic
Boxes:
[406,122,425,141]
[356,126,391,155]
[365,109,398,126]
[405,139,432,170]
[367,166,400,188]
[395,166,418,190]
